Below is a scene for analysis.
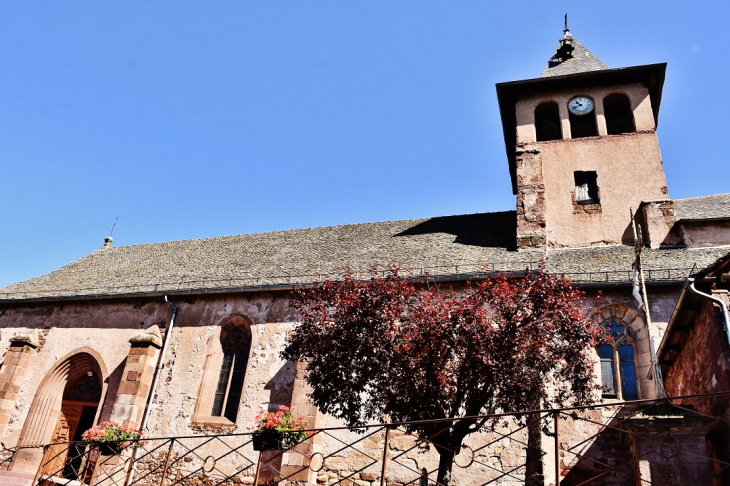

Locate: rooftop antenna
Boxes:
[103,217,119,248]
[109,216,119,237]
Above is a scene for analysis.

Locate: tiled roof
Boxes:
[541,31,608,78]
[692,250,730,279]
[2,212,728,301]
[673,193,730,221]
[545,245,730,283]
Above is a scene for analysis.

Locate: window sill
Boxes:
[573,203,602,215]
[192,414,236,428]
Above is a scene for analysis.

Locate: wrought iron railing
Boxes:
[16,391,730,486]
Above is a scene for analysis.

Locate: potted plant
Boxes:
[81,421,146,455]
[252,406,310,451]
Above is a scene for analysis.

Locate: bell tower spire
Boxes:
[541,22,607,78]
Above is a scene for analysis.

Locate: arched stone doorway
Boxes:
[44,366,103,479]
[11,348,107,475]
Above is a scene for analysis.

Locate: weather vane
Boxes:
[564,13,569,33]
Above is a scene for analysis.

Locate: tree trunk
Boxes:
[525,413,545,485]
[431,438,461,486]
[436,447,454,486]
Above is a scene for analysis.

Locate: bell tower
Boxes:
[496,26,668,249]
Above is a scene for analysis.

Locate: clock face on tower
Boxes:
[568,96,595,116]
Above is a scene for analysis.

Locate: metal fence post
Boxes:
[379,426,391,486]
[553,412,560,485]
[253,451,264,486]
[159,439,176,486]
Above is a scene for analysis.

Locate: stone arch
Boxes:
[594,305,654,398]
[18,347,107,447]
[603,92,635,135]
[11,348,107,472]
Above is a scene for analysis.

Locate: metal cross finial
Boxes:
[564,13,569,33]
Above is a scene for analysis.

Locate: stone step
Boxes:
[0,470,37,486]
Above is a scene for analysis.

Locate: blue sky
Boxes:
[1,1,729,287]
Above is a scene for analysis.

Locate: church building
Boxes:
[0,25,729,486]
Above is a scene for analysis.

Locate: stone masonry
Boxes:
[515,146,546,250]
[0,333,38,438]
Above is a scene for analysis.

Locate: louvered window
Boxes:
[574,171,599,205]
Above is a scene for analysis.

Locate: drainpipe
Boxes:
[139,295,177,433]
[688,277,730,349]
[125,295,177,486]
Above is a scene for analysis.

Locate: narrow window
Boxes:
[599,319,640,400]
[535,102,562,142]
[604,93,635,135]
[598,345,617,398]
[569,111,597,138]
[618,343,638,399]
[574,171,599,205]
[211,322,251,422]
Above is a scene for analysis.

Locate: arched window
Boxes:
[211,319,252,422]
[598,319,639,400]
[534,102,562,142]
[603,94,635,135]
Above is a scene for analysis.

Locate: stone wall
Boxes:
[639,200,682,248]
[680,221,730,248]
[515,146,546,250]
[0,282,684,482]
[663,290,730,483]
[663,292,730,410]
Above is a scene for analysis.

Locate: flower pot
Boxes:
[252,433,291,451]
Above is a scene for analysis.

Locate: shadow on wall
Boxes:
[559,406,637,486]
[97,359,127,424]
[394,212,518,251]
[264,360,296,409]
[259,360,297,482]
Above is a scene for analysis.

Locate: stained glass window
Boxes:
[599,318,639,400]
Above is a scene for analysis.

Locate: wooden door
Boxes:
[41,404,84,477]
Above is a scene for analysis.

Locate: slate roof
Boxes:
[541,30,608,78]
[545,245,729,283]
[673,193,730,222]
[2,211,729,301]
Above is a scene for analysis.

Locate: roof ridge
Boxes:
[673,192,730,202]
[89,210,517,251]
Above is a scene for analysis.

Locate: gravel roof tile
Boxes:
[2,211,728,301]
